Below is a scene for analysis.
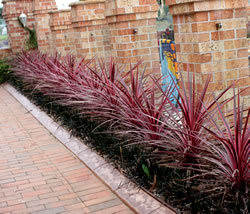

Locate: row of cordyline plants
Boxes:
[10,51,249,213]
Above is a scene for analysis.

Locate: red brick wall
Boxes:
[2,0,161,76]
[0,48,12,59]
[70,1,108,60]
[33,0,57,53]
[50,10,73,55]
[2,0,34,53]
[105,0,160,75]
[168,0,249,110]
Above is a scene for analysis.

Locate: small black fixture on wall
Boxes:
[216,23,222,30]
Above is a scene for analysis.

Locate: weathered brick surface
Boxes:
[169,0,249,111]
[2,0,161,76]
[2,0,34,53]
[49,9,74,55]
[33,0,57,53]
[0,86,134,214]
[0,48,12,59]
[1,0,249,111]
[70,1,109,59]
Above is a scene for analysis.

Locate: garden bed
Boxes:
[6,51,249,214]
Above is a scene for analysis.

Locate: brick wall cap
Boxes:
[105,13,156,18]
[167,0,203,6]
[0,47,11,51]
[33,9,57,14]
[71,18,106,25]
[2,0,19,3]
[51,25,72,30]
[69,0,105,7]
[49,9,71,14]
[169,0,248,15]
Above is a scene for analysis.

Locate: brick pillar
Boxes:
[167,0,249,109]
[49,9,74,55]
[105,0,160,75]
[2,0,34,53]
[248,4,250,38]
[70,0,107,60]
[32,0,57,53]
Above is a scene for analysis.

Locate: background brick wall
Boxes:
[70,1,108,60]
[168,0,249,111]
[1,0,249,111]
[50,9,73,55]
[105,0,160,75]
[0,48,11,59]
[33,0,57,53]
[2,0,34,53]
[2,0,161,76]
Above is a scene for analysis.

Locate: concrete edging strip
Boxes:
[4,83,176,214]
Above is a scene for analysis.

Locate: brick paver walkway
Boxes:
[0,86,134,214]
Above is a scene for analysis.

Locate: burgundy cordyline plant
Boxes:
[13,51,249,191]
[204,89,249,191]
[12,51,178,150]
[12,51,171,143]
[74,59,145,123]
[11,51,128,123]
[110,72,174,143]
[80,63,175,144]
[11,51,90,99]
[149,72,234,166]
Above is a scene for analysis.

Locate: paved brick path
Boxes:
[0,86,135,214]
